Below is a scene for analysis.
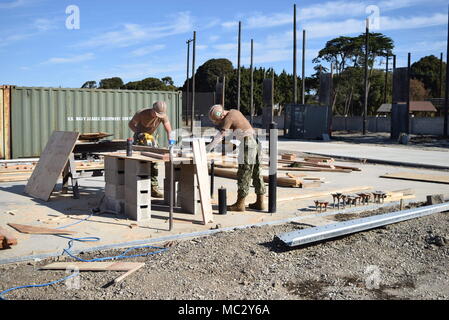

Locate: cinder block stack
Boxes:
[104,157,125,214]
[124,159,152,221]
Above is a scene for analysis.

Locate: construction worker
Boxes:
[206,104,266,212]
[128,101,172,198]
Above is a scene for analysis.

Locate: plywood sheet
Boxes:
[25,131,79,200]
[192,139,213,224]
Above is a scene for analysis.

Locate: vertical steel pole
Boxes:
[168,145,174,231]
[268,122,278,213]
[302,29,306,105]
[384,54,388,104]
[445,6,449,137]
[293,4,297,104]
[407,52,411,135]
[223,75,226,108]
[440,52,443,98]
[363,18,369,135]
[191,31,196,133]
[186,40,191,127]
[250,39,254,125]
[237,21,242,111]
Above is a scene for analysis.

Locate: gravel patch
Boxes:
[0,209,448,300]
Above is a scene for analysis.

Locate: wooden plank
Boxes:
[113,264,145,284]
[192,139,214,224]
[0,174,31,182]
[7,223,76,235]
[278,186,372,202]
[380,172,449,185]
[140,151,170,161]
[278,166,352,173]
[25,131,80,201]
[213,167,302,187]
[0,226,18,247]
[132,145,169,154]
[41,262,144,271]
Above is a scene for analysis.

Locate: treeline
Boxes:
[81,32,446,116]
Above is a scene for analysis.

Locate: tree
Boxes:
[191,58,234,92]
[81,81,97,89]
[123,77,166,90]
[161,76,174,86]
[410,79,429,101]
[99,77,124,89]
[411,55,446,98]
[313,32,394,115]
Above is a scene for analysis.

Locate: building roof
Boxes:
[377,101,437,113]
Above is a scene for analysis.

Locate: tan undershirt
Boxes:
[130,108,168,134]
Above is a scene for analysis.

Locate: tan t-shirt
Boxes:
[219,109,254,137]
[129,108,168,134]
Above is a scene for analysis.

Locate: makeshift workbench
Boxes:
[103,146,214,223]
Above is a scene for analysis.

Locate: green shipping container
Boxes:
[10,87,182,158]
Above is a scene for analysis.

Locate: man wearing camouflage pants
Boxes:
[206,104,266,212]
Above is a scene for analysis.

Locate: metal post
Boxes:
[363,18,369,135]
[445,6,449,137]
[440,52,443,98]
[407,52,411,134]
[168,145,174,231]
[268,122,278,213]
[384,54,388,104]
[237,21,242,111]
[210,160,215,198]
[191,31,196,133]
[222,75,226,108]
[186,39,191,127]
[302,29,306,105]
[293,4,297,104]
[250,39,254,125]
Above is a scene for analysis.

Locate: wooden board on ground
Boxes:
[192,139,214,224]
[7,223,76,235]
[25,131,80,201]
[41,262,145,284]
[0,226,18,249]
[380,172,449,185]
[278,186,372,202]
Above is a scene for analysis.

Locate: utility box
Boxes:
[285,104,332,140]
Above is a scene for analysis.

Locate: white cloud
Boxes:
[130,44,166,57]
[221,21,238,29]
[34,18,57,31]
[44,53,95,64]
[0,0,29,9]
[78,12,193,48]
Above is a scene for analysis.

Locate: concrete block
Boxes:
[125,203,151,221]
[427,194,445,205]
[105,170,125,185]
[105,157,125,172]
[105,183,125,199]
[164,179,180,206]
[178,163,199,214]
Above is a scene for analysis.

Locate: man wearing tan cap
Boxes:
[128,101,173,198]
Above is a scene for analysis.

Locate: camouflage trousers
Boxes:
[236,136,266,198]
[133,132,159,188]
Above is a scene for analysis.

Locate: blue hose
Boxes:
[0,270,80,300]
[0,200,168,300]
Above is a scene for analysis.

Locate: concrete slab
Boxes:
[1,159,449,264]
[278,140,449,170]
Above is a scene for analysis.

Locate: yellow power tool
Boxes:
[136,133,156,146]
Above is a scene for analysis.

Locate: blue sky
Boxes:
[0,0,447,88]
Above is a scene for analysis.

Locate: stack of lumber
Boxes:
[211,167,321,188]
[0,160,105,183]
[278,155,360,173]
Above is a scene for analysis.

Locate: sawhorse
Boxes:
[61,153,80,199]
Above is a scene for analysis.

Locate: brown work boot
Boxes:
[248,194,266,211]
[227,196,246,212]
[151,186,163,198]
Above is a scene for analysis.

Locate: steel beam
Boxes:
[277,202,449,247]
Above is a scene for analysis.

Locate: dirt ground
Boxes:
[1,204,448,300]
